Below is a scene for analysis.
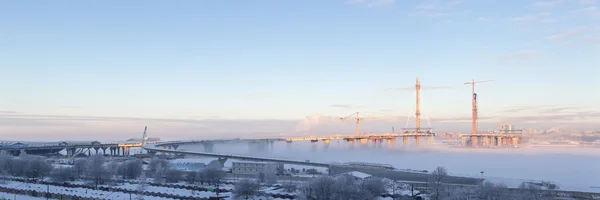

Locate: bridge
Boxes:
[154,131,436,153]
[0,141,158,157]
[459,130,523,148]
[143,145,331,168]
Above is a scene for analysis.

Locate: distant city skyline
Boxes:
[0,0,598,140]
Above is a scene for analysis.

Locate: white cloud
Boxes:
[410,0,464,18]
[512,12,552,21]
[409,11,447,17]
[580,0,597,5]
[346,0,395,7]
[546,26,588,40]
[416,2,443,10]
[531,0,565,7]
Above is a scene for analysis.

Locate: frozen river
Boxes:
[177,139,600,193]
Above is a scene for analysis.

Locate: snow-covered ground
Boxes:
[0,181,172,200]
[113,182,233,198]
[178,140,600,193]
[0,192,46,200]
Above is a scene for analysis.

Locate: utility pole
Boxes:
[416,77,421,133]
[464,78,494,134]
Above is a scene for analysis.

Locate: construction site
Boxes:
[322,77,523,149]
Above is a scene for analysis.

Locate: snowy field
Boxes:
[0,181,172,200]
[177,140,600,193]
[0,192,45,200]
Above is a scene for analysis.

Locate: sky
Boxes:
[0,0,599,141]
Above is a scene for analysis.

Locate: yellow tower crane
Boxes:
[340,112,402,136]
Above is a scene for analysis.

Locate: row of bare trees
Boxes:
[230,165,552,200]
[0,152,228,188]
[428,166,549,200]
[0,153,53,179]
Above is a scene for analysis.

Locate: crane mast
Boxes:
[464,78,494,134]
[416,77,421,133]
[340,112,402,136]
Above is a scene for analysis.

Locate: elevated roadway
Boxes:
[142,145,330,168]
[0,141,158,156]
[155,132,437,149]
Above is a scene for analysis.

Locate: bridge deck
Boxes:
[143,146,331,168]
[282,133,435,141]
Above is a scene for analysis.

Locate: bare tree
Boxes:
[429,166,448,200]
[385,179,408,198]
[165,169,184,183]
[233,178,261,200]
[517,182,545,200]
[135,171,148,200]
[50,167,74,182]
[106,161,119,180]
[0,151,11,175]
[361,177,387,199]
[476,181,508,200]
[147,158,170,177]
[21,155,53,179]
[86,155,110,188]
[333,175,367,200]
[298,175,337,200]
[72,158,88,179]
[118,159,143,179]
[257,172,266,183]
[204,168,225,187]
[152,164,166,183]
[281,181,298,193]
[185,171,199,184]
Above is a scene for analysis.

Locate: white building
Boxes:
[340,171,373,180]
[232,161,283,176]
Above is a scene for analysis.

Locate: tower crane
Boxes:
[340,112,402,136]
[464,78,494,134]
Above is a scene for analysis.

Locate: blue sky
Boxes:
[0,0,598,140]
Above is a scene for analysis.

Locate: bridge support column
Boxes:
[512,137,519,147]
[483,137,489,147]
[345,138,355,150]
[427,136,435,145]
[172,144,179,150]
[471,136,478,147]
[462,137,467,147]
[101,147,108,155]
[248,141,256,153]
[311,140,318,152]
[386,138,395,149]
[322,139,330,150]
[415,136,422,146]
[67,148,76,157]
[359,138,368,148]
[497,137,502,147]
[403,136,409,148]
[203,142,214,153]
[259,140,268,153]
[93,147,100,155]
